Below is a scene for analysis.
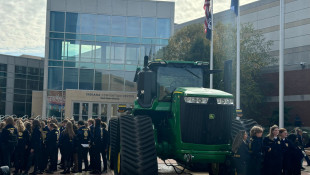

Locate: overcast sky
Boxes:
[0,0,257,57]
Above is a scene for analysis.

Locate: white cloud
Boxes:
[0,0,258,57]
[0,0,46,57]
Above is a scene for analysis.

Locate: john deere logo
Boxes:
[209,114,215,119]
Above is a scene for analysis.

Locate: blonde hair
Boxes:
[0,122,6,131]
[6,116,14,126]
[250,126,263,137]
[267,125,279,140]
[16,119,25,133]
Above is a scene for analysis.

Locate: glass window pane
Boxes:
[140,45,155,65]
[126,44,139,65]
[80,41,95,62]
[110,64,124,70]
[95,42,110,63]
[65,40,80,62]
[50,11,65,32]
[50,32,64,39]
[0,77,6,87]
[96,15,110,35]
[142,18,156,38]
[126,37,140,44]
[13,102,25,117]
[49,39,65,60]
[79,69,94,90]
[92,103,99,118]
[66,12,80,33]
[156,18,170,38]
[28,67,39,75]
[0,64,7,72]
[82,103,88,121]
[110,70,124,91]
[100,104,107,121]
[64,61,78,68]
[96,35,110,42]
[64,68,78,90]
[14,79,26,89]
[95,69,109,90]
[27,80,39,90]
[80,14,96,34]
[111,16,125,36]
[48,67,63,90]
[15,66,27,74]
[125,71,136,92]
[14,94,26,102]
[73,103,79,114]
[111,43,125,64]
[79,62,94,69]
[127,17,140,37]
[0,102,5,115]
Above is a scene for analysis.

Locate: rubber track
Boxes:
[120,115,158,175]
[109,117,119,170]
[231,118,258,140]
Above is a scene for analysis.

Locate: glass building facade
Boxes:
[0,63,7,115]
[45,0,174,119]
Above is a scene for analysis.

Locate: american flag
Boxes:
[203,0,212,40]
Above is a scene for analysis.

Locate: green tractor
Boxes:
[108,56,235,175]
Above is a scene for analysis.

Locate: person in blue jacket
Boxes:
[263,125,282,175]
[59,122,75,174]
[45,123,59,173]
[232,130,250,175]
[76,121,90,172]
[0,116,18,169]
[24,119,42,175]
[248,126,264,175]
[14,119,29,175]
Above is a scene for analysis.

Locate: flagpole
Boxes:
[236,0,240,110]
[279,0,285,128]
[210,0,214,89]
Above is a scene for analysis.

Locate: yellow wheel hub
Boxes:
[117,152,121,173]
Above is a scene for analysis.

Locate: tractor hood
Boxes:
[174,87,233,98]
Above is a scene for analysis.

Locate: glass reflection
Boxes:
[48,67,63,90]
[50,11,65,32]
[127,17,140,37]
[111,43,125,64]
[64,68,78,90]
[96,15,110,35]
[95,69,109,90]
[80,41,95,62]
[80,14,96,34]
[156,18,171,38]
[95,42,111,63]
[79,69,94,90]
[124,71,136,92]
[111,16,125,36]
[66,12,80,33]
[65,40,80,61]
[142,18,156,38]
[126,44,139,65]
[110,70,124,91]
[49,39,65,60]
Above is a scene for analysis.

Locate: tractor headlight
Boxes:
[216,98,234,105]
[184,97,209,104]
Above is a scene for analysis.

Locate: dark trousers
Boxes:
[48,147,58,171]
[101,148,107,171]
[14,149,25,172]
[78,147,89,171]
[25,149,41,173]
[89,147,95,169]
[39,145,48,171]
[92,145,101,172]
[1,145,15,168]
[62,152,73,171]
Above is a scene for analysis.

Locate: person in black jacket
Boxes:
[45,123,59,173]
[25,119,42,175]
[23,122,32,173]
[90,119,102,174]
[88,119,95,171]
[76,121,90,172]
[59,122,75,174]
[232,130,250,175]
[39,121,50,172]
[248,126,264,175]
[0,122,6,166]
[14,119,29,175]
[287,133,303,175]
[1,116,18,169]
[263,125,282,175]
[279,128,291,175]
[100,122,109,173]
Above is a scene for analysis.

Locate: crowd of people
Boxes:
[0,117,109,175]
[232,125,310,175]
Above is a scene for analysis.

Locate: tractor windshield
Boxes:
[157,66,203,101]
